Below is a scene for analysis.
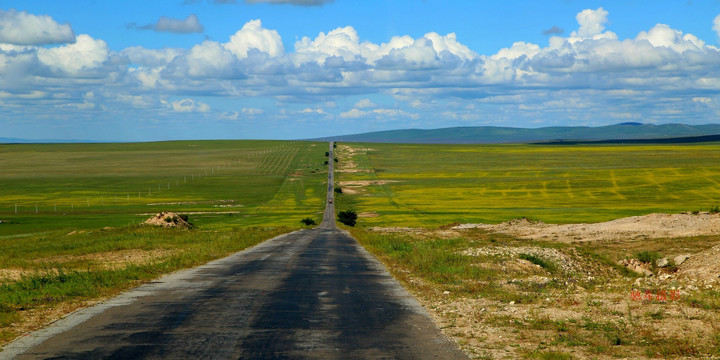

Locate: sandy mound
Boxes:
[454,213,720,242]
[143,212,191,228]
[676,244,720,281]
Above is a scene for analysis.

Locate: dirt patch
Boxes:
[32,249,174,269]
[674,244,720,282]
[340,187,363,195]
[147,200,237,206]
[358,212,379,218]
[143,212,191,228]
[337,180,399,187]
[0,268,31,282]
[454,213,720,243]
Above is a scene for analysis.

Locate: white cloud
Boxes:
[573,7,609,38]
[241,107,264,115]
[339,108,366,118]
[37,34,109,76]
[166,98,210,112]
[714,14,720,37]
[4,7,720,138]
[354,99,376,108]
[0,9,75,45]
[294,27,477,66]
[224,20,283,58]
[122,47,183,67]
[300,107,329,115]
[183,40,239,78]
[154,14,204,33]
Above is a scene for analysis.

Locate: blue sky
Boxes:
[2,0,720,141]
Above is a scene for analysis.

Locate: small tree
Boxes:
[334,158,338,163]
[338,210,358,226]
[334,187,343,194]
[300,217,317,226]
[323,160,329,165]
[324,151,330,157]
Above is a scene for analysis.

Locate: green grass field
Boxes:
[0,140,329,235]
[335,142,720,226]
[0,140,329,343]
[335,142,720,358]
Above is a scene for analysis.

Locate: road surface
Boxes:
[4,142,466,359]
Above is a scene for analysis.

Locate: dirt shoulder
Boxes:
[453,212,720,243]
[360,213,720,359]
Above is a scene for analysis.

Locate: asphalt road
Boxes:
[4,142,466,359]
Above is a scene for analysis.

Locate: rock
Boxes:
[674,254,689,265]
[508,301,515,305]
[643,269,654,277]
[656,258,669,268]
[442,291,450,295]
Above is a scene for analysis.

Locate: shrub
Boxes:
[519,253,557,272]
[338,210,358,226]
[300,217,316,226]
[323,160,329,165]
[636,250,662,264]
[334,158,338,163]
[334,187,342,194]
[324,151,329,157]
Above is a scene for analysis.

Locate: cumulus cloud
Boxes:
[0,9,75,45]
[294,26,477,67]
[4,8,720,138]
[224,20,283,58]
[714,14,720,37]
[573,7,609,38]
[37,34,110,76]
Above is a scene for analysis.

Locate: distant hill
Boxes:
[325,123,720,144]
[0,137,94,144]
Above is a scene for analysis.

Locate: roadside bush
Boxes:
[323,160,329,165]
[334,158,338,163]
[334,187,342,194]
[300,217,316,226]
[324,151,329,157]
[636,250,662,264]
[519,253,557,272]
[338,210,358,226]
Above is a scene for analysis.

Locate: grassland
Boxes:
[335,142,720,359]
[334,142,720,226]
[0,140,328,344]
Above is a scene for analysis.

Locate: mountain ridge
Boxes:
[322,123,720,144]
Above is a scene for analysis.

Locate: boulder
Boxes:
[656,258,669,268]
[673,254,689,266]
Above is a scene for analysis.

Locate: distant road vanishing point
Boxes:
[4,142,466,359]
